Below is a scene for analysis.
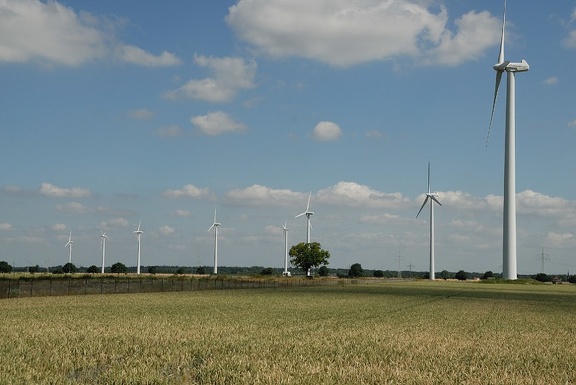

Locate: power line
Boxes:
[536,247,550,274]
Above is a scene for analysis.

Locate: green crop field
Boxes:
[1,280,575,384]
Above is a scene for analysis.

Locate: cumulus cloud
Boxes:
[163,184,212,199]
[165,54,256,102]
[191,111,247,135]
[175,209,192,217]
[39,183,91,198]
[102,218,130,228]
[51,223,67,231]
[128,108,154,120]
[542,77,559,85]
[226,0,500,67]
[312,121,342,141]
[225,184,300,206]
[56,202,89,214]
[563,30,576,48]
[317,182,410,209]
[0,223,13,231]
[516,190,574,217]
[0,0,180,67]
[159,225,175,236]
[568,119,576,128]
[116,44,181,67]
[156,125,183,138]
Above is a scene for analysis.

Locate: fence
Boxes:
[0,275,354,299]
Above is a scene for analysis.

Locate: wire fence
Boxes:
[0,275,356,299]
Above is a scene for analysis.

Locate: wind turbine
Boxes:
[488,0,529,280]
[207,208,221,275]
[416,162,442,281]
[295,192,314,243]
[100,230,107,274]
[134,221,143,275]
[282,222,290,276]
[65,232,73,264]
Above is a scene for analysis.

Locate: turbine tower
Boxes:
[134,221,143,275]
[488,0,529,280]
[282,222,290,276]
[207,208,221,275]
[65,232,73,264]
[100,230,107,274]
[416,162,442,280]
[295,192,314,243]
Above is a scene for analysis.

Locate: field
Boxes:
[1,280,575,384]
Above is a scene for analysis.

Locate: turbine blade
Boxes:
[487,70,503,147]
[427,162,431,194]
[306,192,311,212]
[498,0,506,64]
[295,212,305,218]
[431,196,442,206]
[416,197,429,218]
[207,224,215,232]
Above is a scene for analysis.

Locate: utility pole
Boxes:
[407,263,415,278]
[536,247,550,274]
[395,253,404,279]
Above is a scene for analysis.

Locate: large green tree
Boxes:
[0,261,12,273]
[289,242,330,274]
[111,262,127,274]
[348,263,364,278]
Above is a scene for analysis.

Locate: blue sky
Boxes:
[1,0,576,275]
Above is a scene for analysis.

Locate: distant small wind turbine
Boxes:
[100,230,107,274]
[207,208,221,275]
[295,192,314,243]
[282,222,290,276]
[65,232,73,264]
[134,221,143,275]
[487,0,529,280]
[416,162,442,281]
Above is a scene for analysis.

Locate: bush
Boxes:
[176,267,186,275]
[373,270,384,278]
[260,267,274,275]
[196,266,207,275]
[318,266,329,277]
[87,265,99,274]
[62,263,77,274]
[534,273,550,283]
[148,266,158,275]
[481,271,494,280]
[111,262,127,274]
[568,275,576,284]
[0,261,13,273]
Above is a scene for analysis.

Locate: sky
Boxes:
[1,0,576,275]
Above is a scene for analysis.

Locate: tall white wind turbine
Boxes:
[295,192,314,243]
[282,222,290,276]
[488,0,529,280]
[416,162,442,281]
[207,208,221,275]
[100,230,107,274]
[134,221,143,275]
[65,232,73,264]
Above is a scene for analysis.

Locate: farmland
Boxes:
[1,280,575,384]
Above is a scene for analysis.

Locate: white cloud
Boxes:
[226,0,499,67]
[175,209,192,217]
[128,108,154,120]
[365,130,384,138]
[191,111,247,135]
[165,55,256,102]
[163,184,212,199]
[55,202,89,214]
[156,125,183,138]
[159,225,175,236]
[103,218,130,228]
[51,223,67,231]
[0,0,106,65]
[116,44,181,67]
[563,30,576,48]
[39,183,91,198]
[0,223,13,231]
[568,119,576,128]
[225,184,300,206]
[317,182,410,209]
[542,77,558,85]
[312,121,342,141]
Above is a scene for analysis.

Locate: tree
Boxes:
[348,263,364,278]
[87,265,99,274]
[0,261,12,273]
[176,267,186,275]
[481,271,495,280]
[260,267,274,275]
[196,266,207,275]
[28,265,40,274]
[455,270,467,281]
[62,262,76,274]
[289,242,330,274]
[148,266,158,275]
[373,270,384,278]
[318,266,329,277]
[111,262,127,274]
[534,273,550,283]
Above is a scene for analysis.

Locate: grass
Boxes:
[1,280,576,384]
